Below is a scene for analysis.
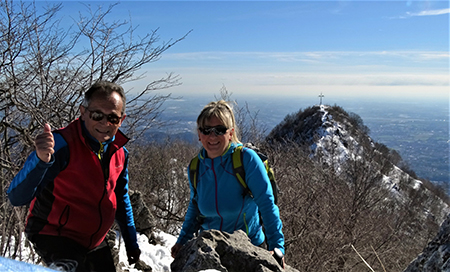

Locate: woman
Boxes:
[171,100,285,267]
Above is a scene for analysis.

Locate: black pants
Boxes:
[28,234,116,272]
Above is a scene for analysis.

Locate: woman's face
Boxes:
[198,115,234,159]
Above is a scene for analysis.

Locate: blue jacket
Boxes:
[7,119,139,251]
[177,142,285,253]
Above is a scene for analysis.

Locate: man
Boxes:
[7,81,141,271]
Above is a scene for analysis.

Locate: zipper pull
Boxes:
[98,142,104,161]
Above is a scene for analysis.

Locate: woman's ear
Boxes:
[229,128,234,141]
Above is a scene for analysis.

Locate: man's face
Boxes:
[80,92,126,143]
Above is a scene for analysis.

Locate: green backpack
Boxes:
[189,144,279,204]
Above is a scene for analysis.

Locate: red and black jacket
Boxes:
[8,118,138,250]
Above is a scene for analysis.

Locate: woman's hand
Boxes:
[270,248,285,269]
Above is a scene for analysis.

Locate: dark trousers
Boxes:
[28,234,116,272]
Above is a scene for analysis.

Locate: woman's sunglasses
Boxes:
[199,125,228,136]
[86,108,122,124]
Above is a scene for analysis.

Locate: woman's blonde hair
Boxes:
[197,100,241,144]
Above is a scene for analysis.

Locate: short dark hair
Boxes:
[82,81,126,114]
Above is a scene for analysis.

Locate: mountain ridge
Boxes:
[266,103,450,208]
[259,103,449,270]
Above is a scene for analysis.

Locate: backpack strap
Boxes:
[189,156,200,196]
[188,155,206,232]
[232,146,253,198]
[254,152,279,204]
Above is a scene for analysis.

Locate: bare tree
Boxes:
[267,141,442,271]
[215,85,267,144]
[0,0,189,260]
[127,139,198,235]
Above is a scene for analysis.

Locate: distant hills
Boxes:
[143,96,449,184]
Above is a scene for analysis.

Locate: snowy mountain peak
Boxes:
[267,104,370,158]
[266,103,449,217]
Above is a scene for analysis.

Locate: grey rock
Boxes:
[404,213,450,272]
[129,190,156,243]
[171,229,299,272]
[135,259,153,272]
[106,190,154,271]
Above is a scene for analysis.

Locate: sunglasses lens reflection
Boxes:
[200,126,228,135]
[91,112,104,122]
[89,110,121,124]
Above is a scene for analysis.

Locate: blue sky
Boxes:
[51,1,449,100]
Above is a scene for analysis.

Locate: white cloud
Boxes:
[407,8,450,17]
[163,51,449,63]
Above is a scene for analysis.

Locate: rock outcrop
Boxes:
[171,229,299,272]
[129,190,156,242]
[404,213,450,272]
[109,190,155,271]
[110,191,298,272]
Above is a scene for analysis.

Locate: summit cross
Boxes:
[319,93,325,105]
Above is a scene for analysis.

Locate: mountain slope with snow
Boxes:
[267,104,449,220]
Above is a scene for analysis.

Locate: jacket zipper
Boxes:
[88,145,110,248]
[212,159,224,231]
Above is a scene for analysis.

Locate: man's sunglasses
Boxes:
[86,108,122,124]
[199,125,229,136]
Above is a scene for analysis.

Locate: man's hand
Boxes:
[171,243,183,258]
[127,248,141,265]
[35,123,54,163]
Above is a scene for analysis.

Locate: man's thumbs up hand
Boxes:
[35,123,55,163]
